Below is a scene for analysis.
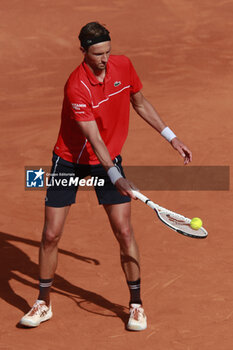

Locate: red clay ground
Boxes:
[1,1,233,349]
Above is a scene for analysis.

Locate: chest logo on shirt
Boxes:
[114,81,121,87]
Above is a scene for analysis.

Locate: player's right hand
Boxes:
[115,177,138,199]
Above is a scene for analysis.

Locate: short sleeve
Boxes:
[65,81,95,122]
[128,58,143,95]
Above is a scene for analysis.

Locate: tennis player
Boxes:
[20,22,192,331]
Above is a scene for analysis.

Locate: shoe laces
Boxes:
[31,301,47,316]
[130,305,144,321]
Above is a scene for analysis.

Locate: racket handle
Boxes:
[132,190,149,202]
[132,190,157,210]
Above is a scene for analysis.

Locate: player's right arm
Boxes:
[66,78,136,197]
[75,119,136,198]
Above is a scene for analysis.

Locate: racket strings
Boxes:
[157,208,190,224]
[158,211,207,237]
[167,214,190,223]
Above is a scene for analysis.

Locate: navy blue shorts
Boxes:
[45,153,131,207]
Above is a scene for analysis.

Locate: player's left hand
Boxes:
[171,137,192,165]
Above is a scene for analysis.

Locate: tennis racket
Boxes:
[132,190,208,238]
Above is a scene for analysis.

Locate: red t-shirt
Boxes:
[54,55,142,164]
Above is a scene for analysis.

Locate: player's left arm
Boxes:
[130,91,192,164]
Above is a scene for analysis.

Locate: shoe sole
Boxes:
[126,319,147,331]
[20,311,53,327]
[126,324,147,331]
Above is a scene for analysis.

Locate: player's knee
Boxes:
[42,228,62,247]
[116,226,132,250]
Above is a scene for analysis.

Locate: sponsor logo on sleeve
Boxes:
[71,103,87,111]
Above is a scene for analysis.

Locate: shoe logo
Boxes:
[40,310,48,317]
[114,81,121,87]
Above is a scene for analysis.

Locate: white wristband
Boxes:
[107,166,123,185]
[161,126,176,142]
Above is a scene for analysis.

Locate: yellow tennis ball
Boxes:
[190,217,203,230]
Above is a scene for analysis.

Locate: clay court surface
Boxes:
[1,0,233,349]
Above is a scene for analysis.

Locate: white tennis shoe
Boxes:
[20,300,52,327]
[127,304,147,331]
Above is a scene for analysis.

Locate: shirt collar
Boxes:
[82,60,111,86]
